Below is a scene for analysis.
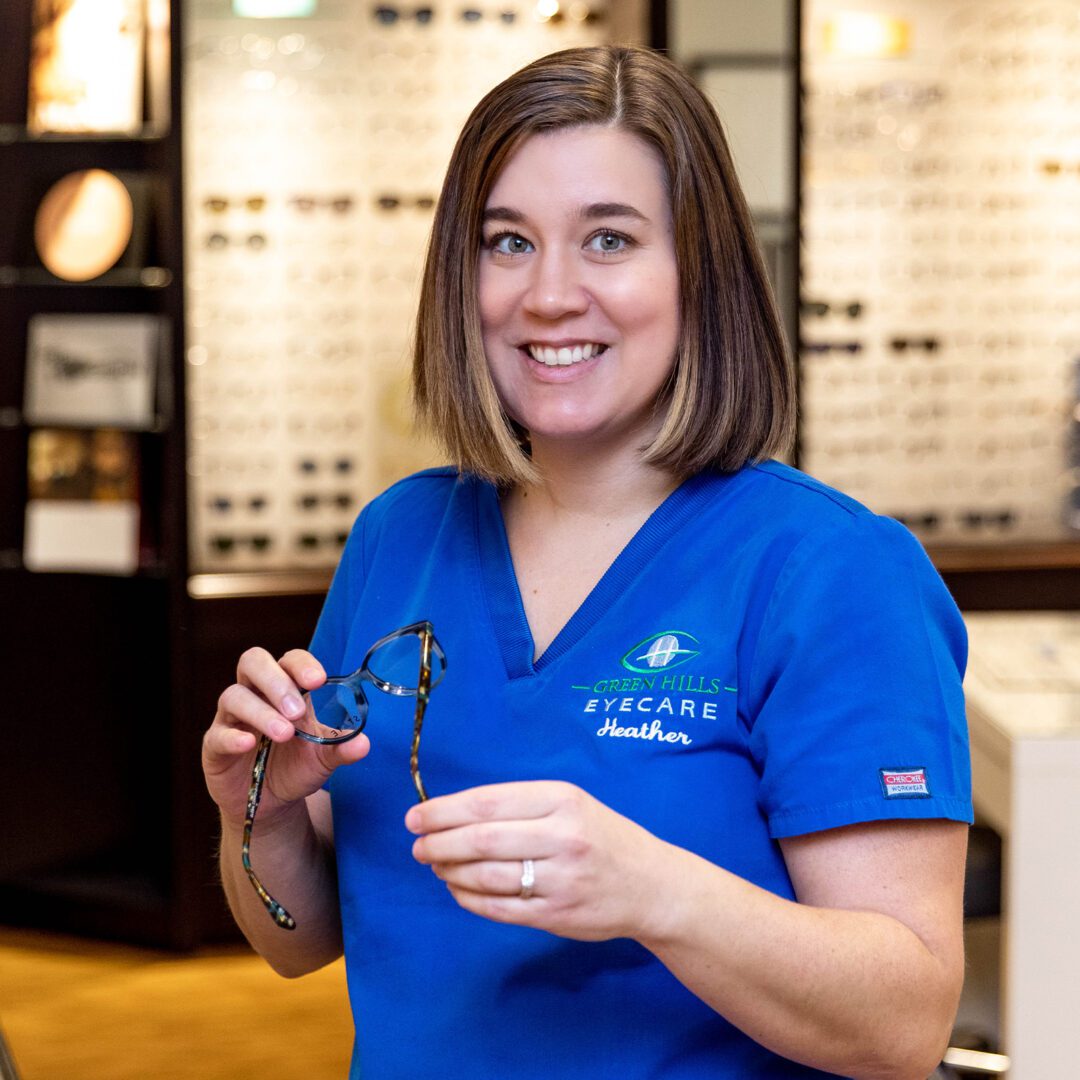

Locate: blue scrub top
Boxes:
[311,460,972,1080]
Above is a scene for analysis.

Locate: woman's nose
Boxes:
[522,248,589,319]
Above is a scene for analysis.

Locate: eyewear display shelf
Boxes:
[0,10,325,945]
[0,1,210,951]
[799,0,1080,608]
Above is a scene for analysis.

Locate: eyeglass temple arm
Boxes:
[410,631,434,802]
[242,735,298,930]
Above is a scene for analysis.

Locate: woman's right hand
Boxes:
[202,646,371,828]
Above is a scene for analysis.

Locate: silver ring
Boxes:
[519,858,535,900]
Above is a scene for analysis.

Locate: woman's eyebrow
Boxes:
[576,201,649,223]
[481,206,526,224]
[480,202,649,224]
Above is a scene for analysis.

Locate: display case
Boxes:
[181,0,644,580]
[799,0,1080,600]
[0,0,199,945]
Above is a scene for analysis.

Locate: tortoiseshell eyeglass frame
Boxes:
[242,620,446,930]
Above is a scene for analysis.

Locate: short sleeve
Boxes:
[745,512,972,838]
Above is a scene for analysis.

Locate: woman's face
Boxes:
[477,125,680,457]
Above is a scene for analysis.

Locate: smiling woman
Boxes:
[476,126,680,455]
[414,45,795,487]
[203,44,972,1080]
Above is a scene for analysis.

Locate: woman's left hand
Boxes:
[405,780,672,942]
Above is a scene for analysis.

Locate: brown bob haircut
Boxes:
[414,44,795,486]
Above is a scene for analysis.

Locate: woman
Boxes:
[203,45,971,1079]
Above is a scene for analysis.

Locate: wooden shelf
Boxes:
[188,569,334,599]
[0,266,173,289]
[929,542,1080,574]
[0,124,169,145]
[0,409,171,433]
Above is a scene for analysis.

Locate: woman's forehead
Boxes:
[483,126,670,216]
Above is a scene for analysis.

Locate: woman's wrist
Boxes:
[625,836,708,952]
[219,792,312,836]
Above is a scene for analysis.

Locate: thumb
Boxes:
[318,731,371,774]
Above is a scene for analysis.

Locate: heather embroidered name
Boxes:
[596,716,693,745]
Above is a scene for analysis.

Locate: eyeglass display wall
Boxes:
[800,0,1080,550]
[183,0,640,576]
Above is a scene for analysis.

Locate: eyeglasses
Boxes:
[203,195,267,213]
[889,337,941,354]
[287,195,355,214]
[298,456,354,474]
[800,340,864,355]
[296,492,355,511]
[210,533,273,553]
[210,495,269,513]
[458,7,517,24]
[373,4,435,24]
[296,531,350,550]
[243,621,446,930]
[204,232,268,251]
[800,299,864,319]
[375,193,436,212]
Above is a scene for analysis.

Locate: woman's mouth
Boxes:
[524,342,609,367]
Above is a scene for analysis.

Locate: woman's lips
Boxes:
[524,342,609,367]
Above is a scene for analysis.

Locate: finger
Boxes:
[263,731,371,805]
[431,859,540,897]
[215,682,296,742]
[236,647,308,724]
[405,780,571,836]
[412,818,557,865]
[278,648,326,691]
[202,721,258,765]
[318,731,371,769]
[444,883,537,926]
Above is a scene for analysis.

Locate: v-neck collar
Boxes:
[472,469,738,680]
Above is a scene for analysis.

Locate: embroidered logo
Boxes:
[880,767,931,799]
[569,631,736,739]
[620,631,701,674]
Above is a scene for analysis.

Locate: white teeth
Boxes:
[527,343,605,366]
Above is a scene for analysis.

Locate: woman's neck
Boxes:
[509,435,681,524]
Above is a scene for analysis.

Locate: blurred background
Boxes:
[1,0,1078,1076]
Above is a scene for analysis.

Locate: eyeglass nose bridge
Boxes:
[295,623,446,744]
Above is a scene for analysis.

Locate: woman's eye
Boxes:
[588,231,629,254]
[490,233,533,256]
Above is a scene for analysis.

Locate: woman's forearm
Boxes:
[634,842,959,1080]
[219,799,344,978]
